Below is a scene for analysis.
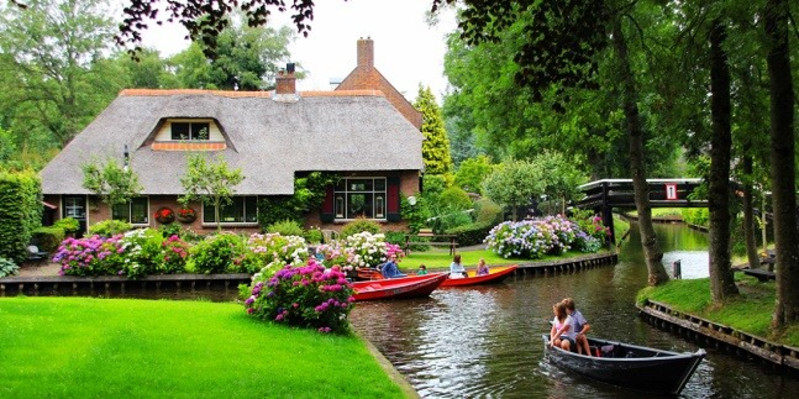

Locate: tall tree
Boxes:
[82,158,143,206]
[482,159,543,221]
[764,0,798,328]
[415,85,453,175]
[179,153,245,231]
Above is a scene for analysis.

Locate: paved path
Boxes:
[16,262,61,277]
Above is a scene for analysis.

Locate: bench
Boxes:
[743,269,776,282]
[404,229,458,255]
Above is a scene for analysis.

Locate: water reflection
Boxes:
[350,223,799,398]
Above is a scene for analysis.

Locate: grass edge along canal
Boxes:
[0,297,410,399]
[636,274,799,347]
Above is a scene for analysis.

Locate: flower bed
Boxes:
[485,215,601,259]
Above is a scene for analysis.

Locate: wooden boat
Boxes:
[541,334,705,395]
[440,265,517,287]
[351,272,448,301]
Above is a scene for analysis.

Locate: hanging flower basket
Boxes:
[154,207,175,224]
[177,207,197,223]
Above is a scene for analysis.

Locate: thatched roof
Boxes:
[41,90,424,195]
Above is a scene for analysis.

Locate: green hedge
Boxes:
[0,171,42,263]
[32,226,66,253]
[445,222,494,247]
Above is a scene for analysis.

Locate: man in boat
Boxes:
[381,255,407,278]
[563,298,592,356]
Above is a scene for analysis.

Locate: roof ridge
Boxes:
[119,89,385,98]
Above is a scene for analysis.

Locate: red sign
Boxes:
[665,183,678,200]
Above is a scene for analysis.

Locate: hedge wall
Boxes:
[32,226,65,253]
[0,171,43,263]
[445,222,494,247]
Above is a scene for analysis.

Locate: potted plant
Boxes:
[154,207,175,224]
[177,207,196,223]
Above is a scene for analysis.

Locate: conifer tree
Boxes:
[414,86,453,175]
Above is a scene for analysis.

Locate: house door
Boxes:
[62,195,87,237]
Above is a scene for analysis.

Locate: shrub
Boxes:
[485,215,581,259]
[682,208,709,227]
[53,217,80,234]
[89,220,132,237]
[243,259,355,334]
[120,229,166,278]
[383,231,406,245]
[52,235,127,276]
[267,219,304,237]
[474,198,503,225]
[161,235,190,274]
[571,209,610,242]
[189,233,246,274]
[314,241,352,270]
[0,171,42,264]
[574,231,602,253]
[0,256,19,278]
[339,218,381,239]
[445,222,493,247]
[439,186,472,211]
[239,233,308,275]
[158,223,183,240]
[304,228,324,244]
[434,209,473,234]
[344,231,394,268]
[31,226,66,253]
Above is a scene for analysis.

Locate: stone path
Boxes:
[17,262,61,277]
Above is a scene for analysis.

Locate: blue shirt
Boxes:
[381,261,406,279]
[450,261,466,274]
[571,310,588,334]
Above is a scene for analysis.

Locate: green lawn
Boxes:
[626,208,684,218]
[0,297,408,399]
[397,248,608,272]
[637,275,799,347]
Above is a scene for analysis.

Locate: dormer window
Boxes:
[171,122,210,141]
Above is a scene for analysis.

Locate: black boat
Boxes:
[542,334,705,395]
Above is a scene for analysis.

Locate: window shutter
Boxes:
[387,177,401,222]
[320,185,334,223]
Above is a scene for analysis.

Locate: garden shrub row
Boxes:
[0,171,42,264]
[445,222,494,247]
[485,215,605,259]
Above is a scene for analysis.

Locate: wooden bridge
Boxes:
[576,178,706,244]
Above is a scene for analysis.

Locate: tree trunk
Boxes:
[215,198,222,232]
[742,154,760,269]
[765,0,799,329]
[707,20,739,301]
[611,18,668,285]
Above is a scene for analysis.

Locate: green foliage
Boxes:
[445,222,494,247]
[339,218,381,239]
[88,220,132,237]
[0,257,19,278]
[473,198,503,225]
[383,231,407,246]
[482,159,544,221]
[31,226,66,253]
[414,85,453,175]
[53,217,80,234]
[433,209,473,234]
[439,186,472,211]
[401,195,431,234]
[422,174,450,198]
[122,229,167,278]
[257,172,337,228]
[0,171,42,264]
[304,228,324,244]
[82,157,143,205]
[454,155,493,194]
[266,219,304,236]
[189,233,246,274]
[179,153,244,231]
[682,208,710,227]
[530,151,588,214]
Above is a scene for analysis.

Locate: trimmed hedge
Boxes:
[445,222,494,247]
[0,171,42,264]
[32,226,66,253]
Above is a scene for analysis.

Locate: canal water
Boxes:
[349,223,799,398]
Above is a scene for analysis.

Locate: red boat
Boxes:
[351,272,448,301]
[440,265,518,287]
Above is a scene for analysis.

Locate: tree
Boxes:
[531,151,588,215]
[179,153,245,231]
[454,155,493,194]
[482,159,543,221]
[415,85,453,175]
[82,158,143,206]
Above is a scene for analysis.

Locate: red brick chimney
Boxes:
[357,37,374,68]
[275,63,296,94]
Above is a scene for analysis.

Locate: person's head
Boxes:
[419,264,426,270]
[562,298,576,313]
[389,254,398,262]
[553,302,567,322]
[453,254,462,263]
[478,258,486,267]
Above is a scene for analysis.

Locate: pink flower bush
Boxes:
[52,235,126,276]
[243,259,355,334]
[162,235,190,273]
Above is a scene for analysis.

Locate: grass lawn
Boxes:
[636,275,799,347]
[397,248,608,272]
[625,207,684,219]
[0,297,409,399]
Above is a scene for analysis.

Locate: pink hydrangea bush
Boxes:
[52,235,127,276]
[485,215,584,259]
[242,259,355,334]
[161,235,190,273]
[236,233,309,274]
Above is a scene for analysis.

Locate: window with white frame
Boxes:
[171,121,210,140]
[112,197,149,225]
[334,178,386,220]
[203,196,258,224]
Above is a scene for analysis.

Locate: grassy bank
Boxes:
[636,275,799,347]
[625,208,684,219]
[398,248,609,271]
[0,297,408,399]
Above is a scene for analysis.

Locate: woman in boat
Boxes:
[449,254,469,278]
[476,258,490,276]
[549,302,575,351]
[381,254,407,278]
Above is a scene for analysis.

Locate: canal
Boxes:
[349,223,799,398]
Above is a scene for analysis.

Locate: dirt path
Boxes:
[16,262,61,277]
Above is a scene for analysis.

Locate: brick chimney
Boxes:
[357,37,374,68]
[275,63,296,94]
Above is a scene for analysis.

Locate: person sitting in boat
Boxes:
[416,264,428,275]
[563,298,592,356]
[449,254,469,278]
[381,254,407,279]
[476,258,490,276]
[550,302,576,351]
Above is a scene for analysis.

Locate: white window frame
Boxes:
[201,196,259,226]
[333,177,387,221]
[170,121,211,141]
[111,197,150,226]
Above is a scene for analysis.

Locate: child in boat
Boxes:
[416,264,428,275]
[550,302,575,351]
[562,298,592,356]
[449,254,469,278]
[476,258,490,276]
[381,254,407,279]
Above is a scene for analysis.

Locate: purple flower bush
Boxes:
[52,235,126,276]
[485,215,592,259]
[243,259,355,334]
